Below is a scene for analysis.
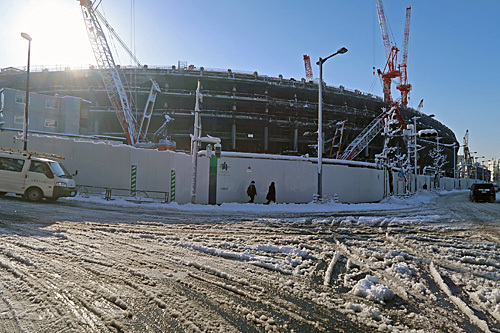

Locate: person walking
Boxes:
[266,182,276,204]
[247,181,257,203]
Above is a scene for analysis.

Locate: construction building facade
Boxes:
[0,65,458,174]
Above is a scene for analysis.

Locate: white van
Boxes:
[0,149,77,202]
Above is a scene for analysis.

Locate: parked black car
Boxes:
[469,183,496,203]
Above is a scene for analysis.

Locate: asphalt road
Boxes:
[0,191,498,332]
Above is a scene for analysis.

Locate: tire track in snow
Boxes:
[430,262,492,333]
[44,220,278,328]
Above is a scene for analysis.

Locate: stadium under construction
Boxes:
[0,64,458,175]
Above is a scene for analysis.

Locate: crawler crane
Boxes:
[78,0,162,146]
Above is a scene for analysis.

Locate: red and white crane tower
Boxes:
[339,1,410,161]
[396,7,412,106]
[376,0,401,106]
[303,55,314,82]
[374,0,408,128]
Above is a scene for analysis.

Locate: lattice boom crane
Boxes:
[78,0,138,145]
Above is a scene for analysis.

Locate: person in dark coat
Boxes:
[247,181,257,203]
[266,182,276,204]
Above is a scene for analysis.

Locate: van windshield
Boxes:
[49,162,72,178]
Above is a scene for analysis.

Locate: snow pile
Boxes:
[67,191,429,214]
[351,275,394,303]
[253,244,308,258]
[333,214,446,230]
[473,287,500,319]
[345,302,385,321]
[333,216,388,228]
[357,216,386,226]
[388,215,447,225]
[380,192,438,205]
[177,242,312,275]
[324,252,340,286]
[388,262,414,278]
[64,188,469,216]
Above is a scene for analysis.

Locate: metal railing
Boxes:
[77,185,170,203]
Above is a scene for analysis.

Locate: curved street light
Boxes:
[316,47,348,201]
[21,32,32,151]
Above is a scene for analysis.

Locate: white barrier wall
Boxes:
[0,132,197,203]
[454,177,479,190]
[323,162,384,203]
[389,172,479,196]
[1,131,479,204]
[216,156,315,204]
[215,154,385,204]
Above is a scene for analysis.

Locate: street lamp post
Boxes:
[475,157,478,181]
[411,116,420,191]
[21,32,32,151]
[470,152,477,180]
[316,47,347,201]
[474,156,485,181]
[453,143,457,189]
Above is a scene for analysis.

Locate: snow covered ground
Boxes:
[0,190,498,332]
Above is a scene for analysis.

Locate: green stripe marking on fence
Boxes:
[170,169,176,202]
[131,164,137,196]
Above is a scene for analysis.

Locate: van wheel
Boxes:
[0,192,6,197]
[24,187,43,202]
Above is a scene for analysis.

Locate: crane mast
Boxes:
[377,49,400,105]
[78,0,139,145]
[462,130,473,178]
[303,55,314,82]
[375,0,400,106]
[397,7,412,106]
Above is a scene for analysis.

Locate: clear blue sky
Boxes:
[1,0,498,162]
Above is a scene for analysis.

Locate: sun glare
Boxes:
[20,0,95,68]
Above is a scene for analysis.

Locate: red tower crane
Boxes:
[397,7,412,106]
[375,0,400,106]
[339,1,410,161]
[303,55,314,82]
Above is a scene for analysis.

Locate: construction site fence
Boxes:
[77,185,170,203]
